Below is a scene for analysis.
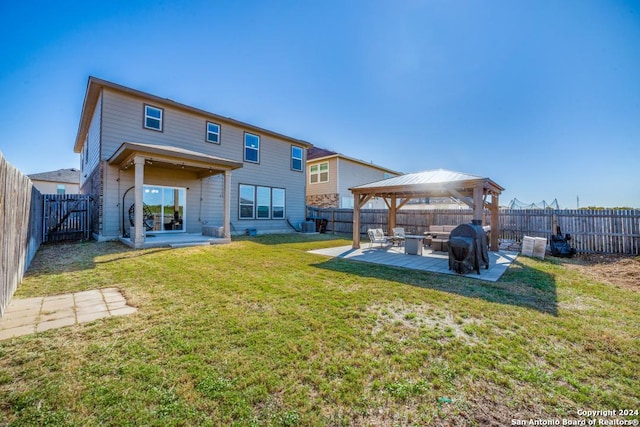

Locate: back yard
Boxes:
[1,234,638,426]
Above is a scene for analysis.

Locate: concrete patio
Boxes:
[119,232,230,249]
[0,288,137,341]
[308,244,518,282]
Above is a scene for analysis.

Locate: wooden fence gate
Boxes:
[43,194,91,243]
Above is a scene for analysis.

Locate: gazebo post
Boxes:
[388,195,396,235]
[490,193,499,251]
[472,185,484,223]
[353,193,374,249]
[353,195,361,249]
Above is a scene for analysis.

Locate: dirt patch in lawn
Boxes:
[563,254,640,291]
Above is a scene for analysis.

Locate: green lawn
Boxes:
[1,234,638,426]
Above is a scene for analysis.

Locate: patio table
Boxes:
[404,235,424,255]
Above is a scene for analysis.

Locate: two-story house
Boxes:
[28,168,80,195]
[306,147,401,209]
[74,77,311,248]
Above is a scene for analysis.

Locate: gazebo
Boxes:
[349,169,504,251]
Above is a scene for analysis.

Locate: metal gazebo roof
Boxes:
[350,169,504,199]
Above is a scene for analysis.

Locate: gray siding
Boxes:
[337,158,394,209]
[98,89,307,237]
[80,92,102,188]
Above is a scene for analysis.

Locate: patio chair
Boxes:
[391,227,406,246]
[367,228,389,249]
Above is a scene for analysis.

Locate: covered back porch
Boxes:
[108,142,243,249]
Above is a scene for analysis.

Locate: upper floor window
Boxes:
[244,133,260,163]
[206,122,220,144]
[57,184,66,195]
[291,146,303,171]
[309,162,329,184]
[383,172,395,179]
[144,104,163,131]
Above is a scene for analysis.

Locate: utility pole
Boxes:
[576,195,580,209]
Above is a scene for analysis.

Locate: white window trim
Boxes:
[144,104,163,131]
[206,122,220,144]
[244,133,260,163]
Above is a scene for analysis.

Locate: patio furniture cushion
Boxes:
[432,238,449,252]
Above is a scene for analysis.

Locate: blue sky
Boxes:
[1,0,639,208]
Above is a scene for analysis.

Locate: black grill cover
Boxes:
[448,223,490,274]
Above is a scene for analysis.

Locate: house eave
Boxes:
[74,76,314,154]
[308,154,402,176]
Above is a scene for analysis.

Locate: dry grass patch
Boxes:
[368,301,481,345]
[563,253,640,291]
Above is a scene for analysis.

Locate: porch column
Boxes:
[352,194,361,249]
[490,193,499,251]
[133,156,145,248]
[223,170,231,238]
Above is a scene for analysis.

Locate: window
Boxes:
[144,104,163,131]
[291,146,303,171]
[57,184,66,195]
[383,172,395,179]
[238,185,286,220]
[84,134,88,164]
[239,185,255,219]
[309,162,329,184]
[256,187,271,219]
[272,188,285,218]
[206,122,220,144]
[244,133,260,163]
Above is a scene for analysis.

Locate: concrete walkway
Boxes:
[308,245,518,282]
[0,288,137,341]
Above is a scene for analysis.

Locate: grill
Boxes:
[448,220,490,275]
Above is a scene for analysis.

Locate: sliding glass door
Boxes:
[143,185,186,232]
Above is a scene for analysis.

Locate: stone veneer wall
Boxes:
[306,193,339,208]
[81,164,103,238]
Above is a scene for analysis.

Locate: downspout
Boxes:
[336,157,340,208]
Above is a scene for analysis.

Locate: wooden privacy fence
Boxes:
[307,206,640,255]
[43,194,91,243]
[0,151,43,318]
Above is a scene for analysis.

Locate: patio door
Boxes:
[143,185,186,232]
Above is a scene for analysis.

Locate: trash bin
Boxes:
[301,221,315,233]
[306,217,328,233]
